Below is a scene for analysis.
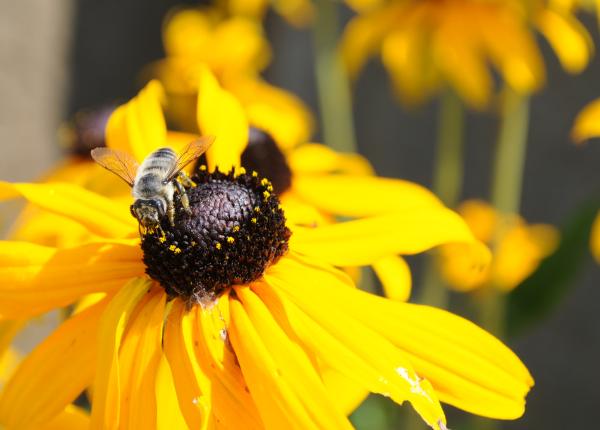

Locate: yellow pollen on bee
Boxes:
[227,236,235,244]
[252,171,258,177]
[233,225,240,232]
[215,242,222,250]
[251,217,257,224]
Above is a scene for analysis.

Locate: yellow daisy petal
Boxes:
[41,406,90,430]
[106,80,167,162]
[372,255,412,301]
[571,97,600,143]
[288,144,374,176]
[291,208,484,266]
[235,286,355,428]
[320,368,368,416]
[537,9,592,74]
[279,192,329,227]
[90,278,151,430]
[271,256,533,419]
[155,353,189,430]
[119,290,165,429]
[292,175,441,218]
[253,278,446,428]
[194,301,264,429]
[230,290,354,429]
[272,0,314,27]
[163,301,212,429]
[0,241,143,318]
[226,75,314,150]
[0,182,134,238]
[0,300,106,429]
[197,66,247,172]
[0,320,23,357]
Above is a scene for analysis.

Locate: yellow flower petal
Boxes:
[571,97,600,143]
[537,9,592,74]
[456,200,498,243]
[272,0,314,27]
[226,75,314,150]
[477,7,544,95]
[41,406,90,430]
[292,174,441,218]
[320,368,368,416]
[197,66,247,172]
[279,192,329,227]
[0,182,134,238]
[0,241,143,318]
[155,353,189,430]
[0,300,106,429]
[193,300,265,429]
[269,255,533,419]
[90,278,151,430]
[106,80,167,162]
[163,301,212,429]
[233,286,355,429]
[288,144,374,176]
[373,255,412,301]
[119,290,165,429]
[291,208,485,266]
[432,17,492,108]
[252,278,446,428]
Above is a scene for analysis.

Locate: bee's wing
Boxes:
[90,147,139,187]
[165,136,215,181]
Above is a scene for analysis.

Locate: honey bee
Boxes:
[91,137,214,230]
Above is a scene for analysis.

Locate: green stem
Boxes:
[473,87,530,430]
[311,0,357,153]
[482,87,530,337]
[418,90,464,307]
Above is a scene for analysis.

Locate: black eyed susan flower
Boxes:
[341,0,593,107]
[0,81,532,429]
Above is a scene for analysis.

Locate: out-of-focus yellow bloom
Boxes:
[572,97,600,143]
[218,0,314,27]
[0,81,532,429]
[571,98,600,263]
[342,0,593,108]
[149,7,313,150]
[440,200,559,292]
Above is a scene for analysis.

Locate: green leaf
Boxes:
[506,199,600,337]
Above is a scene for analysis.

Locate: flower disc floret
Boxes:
[141,167,290,304]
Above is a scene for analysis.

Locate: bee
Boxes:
[90,136,214,230]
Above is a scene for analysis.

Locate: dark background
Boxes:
[68,2,600,428]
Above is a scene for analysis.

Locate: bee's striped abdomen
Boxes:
[133,147,178,198]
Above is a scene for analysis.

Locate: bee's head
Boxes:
[130,199,166,228]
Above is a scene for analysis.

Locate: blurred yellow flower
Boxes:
[342,0,593,107]
[218,0,314,27]
[149,7,313,150]
[0,82,532,430]
[440,200,559,291]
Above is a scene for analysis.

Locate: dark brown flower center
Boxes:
[140,167,290,305]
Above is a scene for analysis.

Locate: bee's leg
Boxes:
[173,180,192,215]
[167,199,176,226]
[177,171,195,188]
